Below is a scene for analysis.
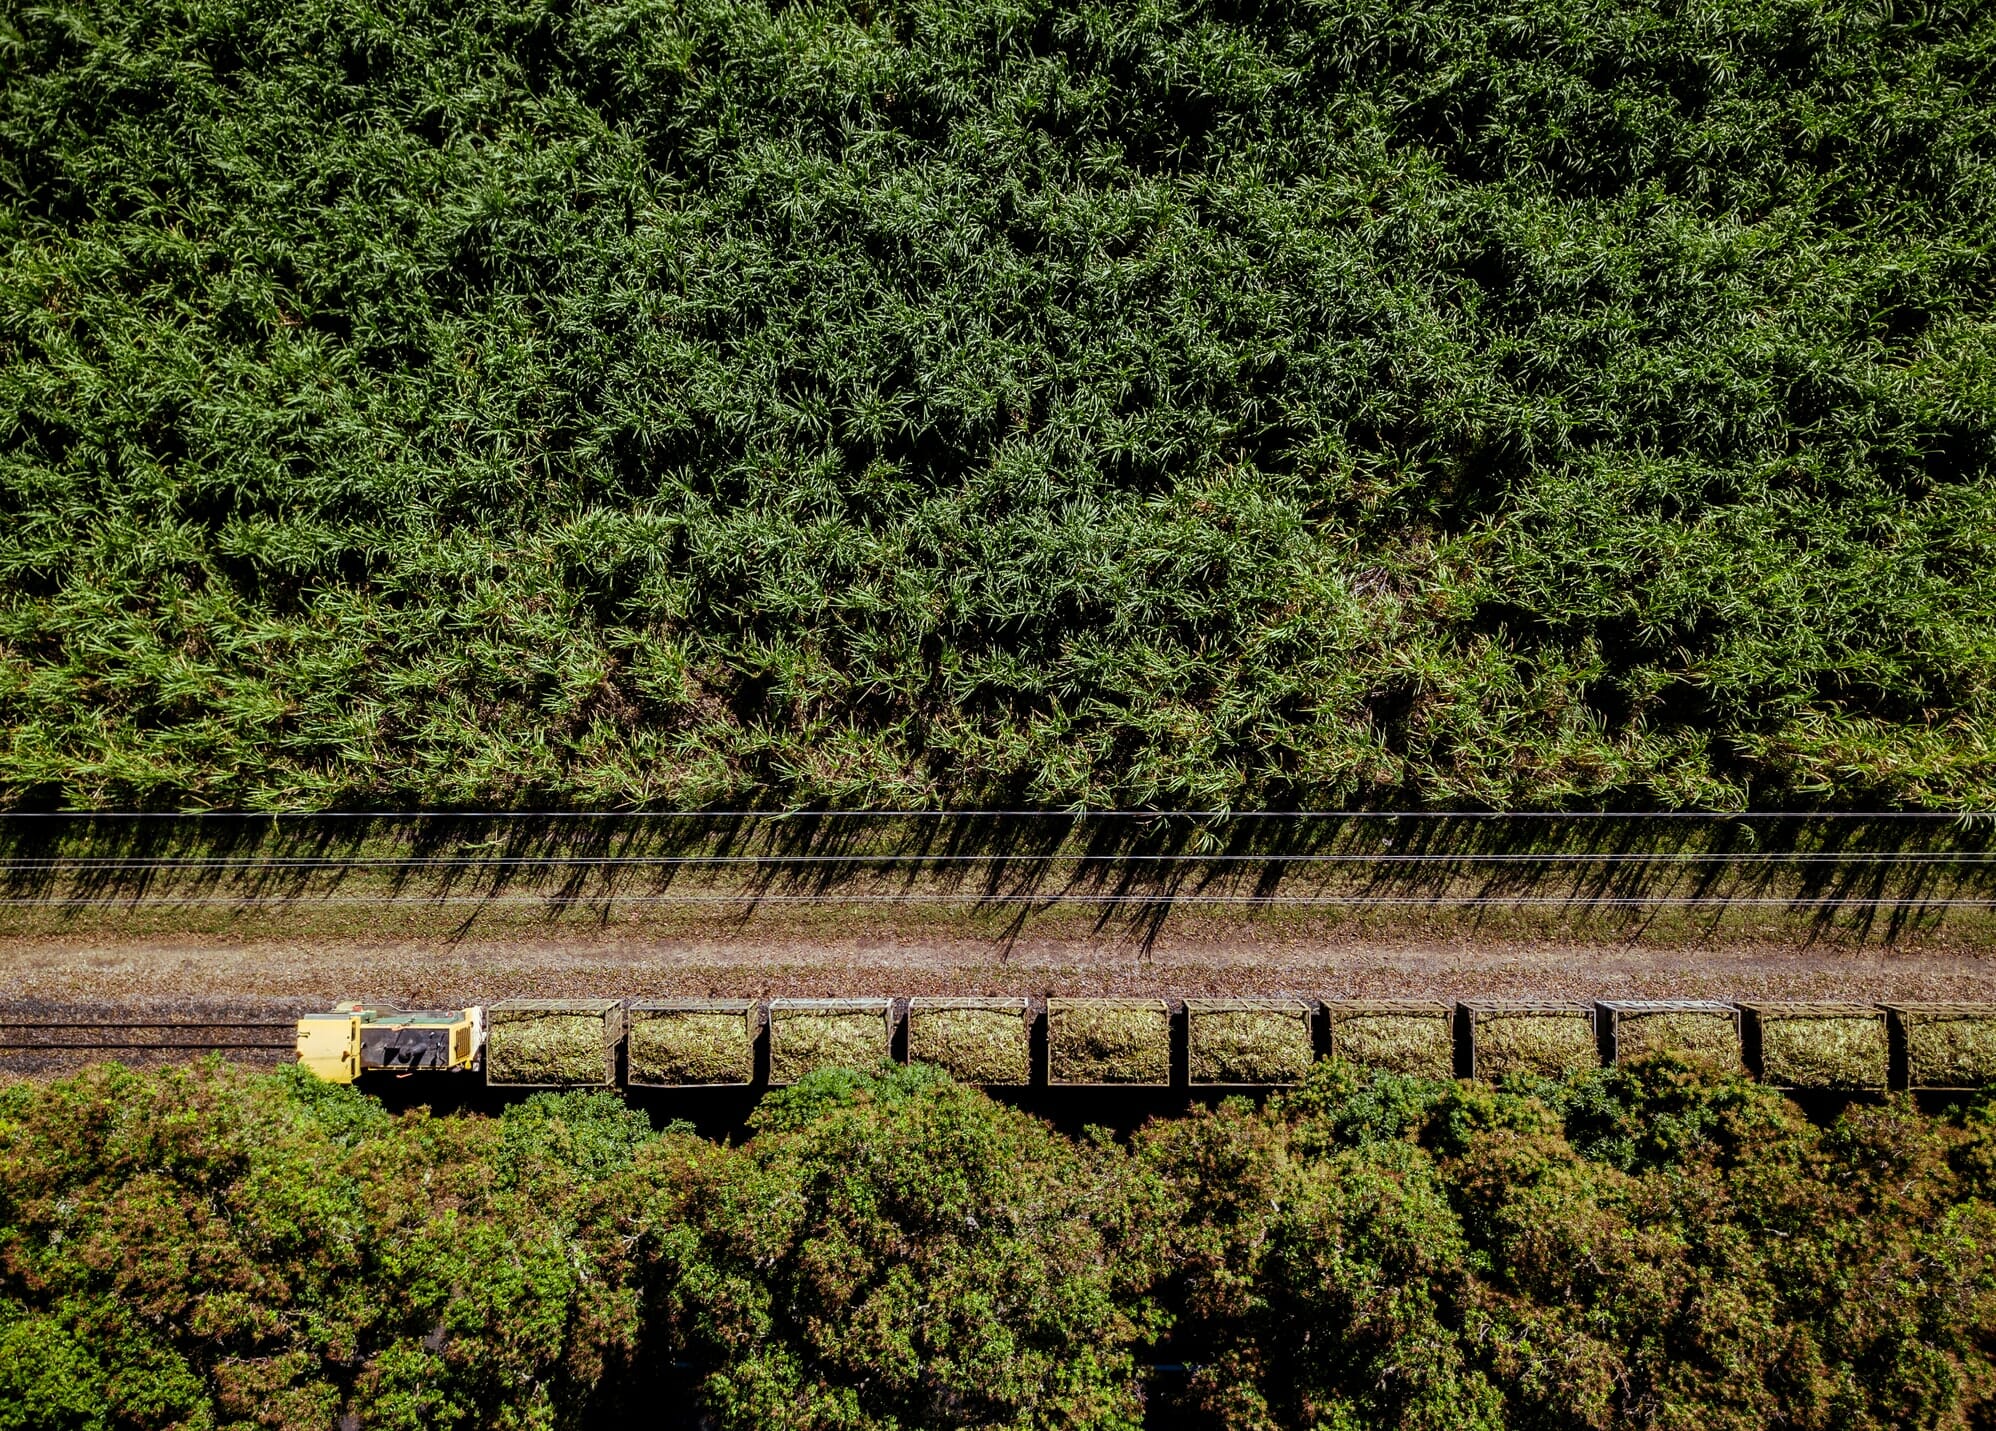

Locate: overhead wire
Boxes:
[2,894,1993,907]
[4,814,1988,904]
[3,850,1996,871]
[0,810,1990,820]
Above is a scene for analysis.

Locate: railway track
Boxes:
[0,1012,305,1074]
[0,1020,296,1053]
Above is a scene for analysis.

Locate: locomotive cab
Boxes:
[295,1011,362,1084]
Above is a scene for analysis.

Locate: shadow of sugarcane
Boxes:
[1,810,1991,954]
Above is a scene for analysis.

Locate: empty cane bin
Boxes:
[767,999,894,1084]
[906,998,1031,1085]
[1468,1003,1598,1082]
[1327,1000,1456,1078]
[485,999,622,1088]
[1187,998,1315,1085]
[627,1000,758,1087]
[1745,1004,1888,1091]
[1600,1001,1742,1073]
[1884,1004,1996,1091]
[1047,998,1171,1086]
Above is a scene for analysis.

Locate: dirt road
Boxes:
[6,909,1993,1005]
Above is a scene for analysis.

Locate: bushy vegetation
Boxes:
[5,1057,1996,1428]
[0,1066,657,1430]
[1145,1061,1996,1429]
[647,1063,1164,1428]
[3,0,1994,809]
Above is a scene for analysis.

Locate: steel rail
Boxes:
[0,1021,294,1029]
[0,1019,296,1052]
[0,1040,294,1050]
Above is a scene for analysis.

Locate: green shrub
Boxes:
[645,1064,1167,1430]
[0,1063,650,1430]
[1140,1096,1505,1429]
[1139,1057,1996,1430]
[6,1059,1996,1429]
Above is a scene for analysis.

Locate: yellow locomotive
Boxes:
[295,1003,484,1083]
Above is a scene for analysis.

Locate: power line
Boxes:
[0,810,1989,820]
[2,894,1991,907]
[5,851,1996,871]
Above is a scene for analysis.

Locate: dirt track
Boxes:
[7,917,1994,1008]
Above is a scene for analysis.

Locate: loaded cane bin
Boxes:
[485,999,622,1088]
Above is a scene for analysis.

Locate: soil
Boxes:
[4,919,1993,1005]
